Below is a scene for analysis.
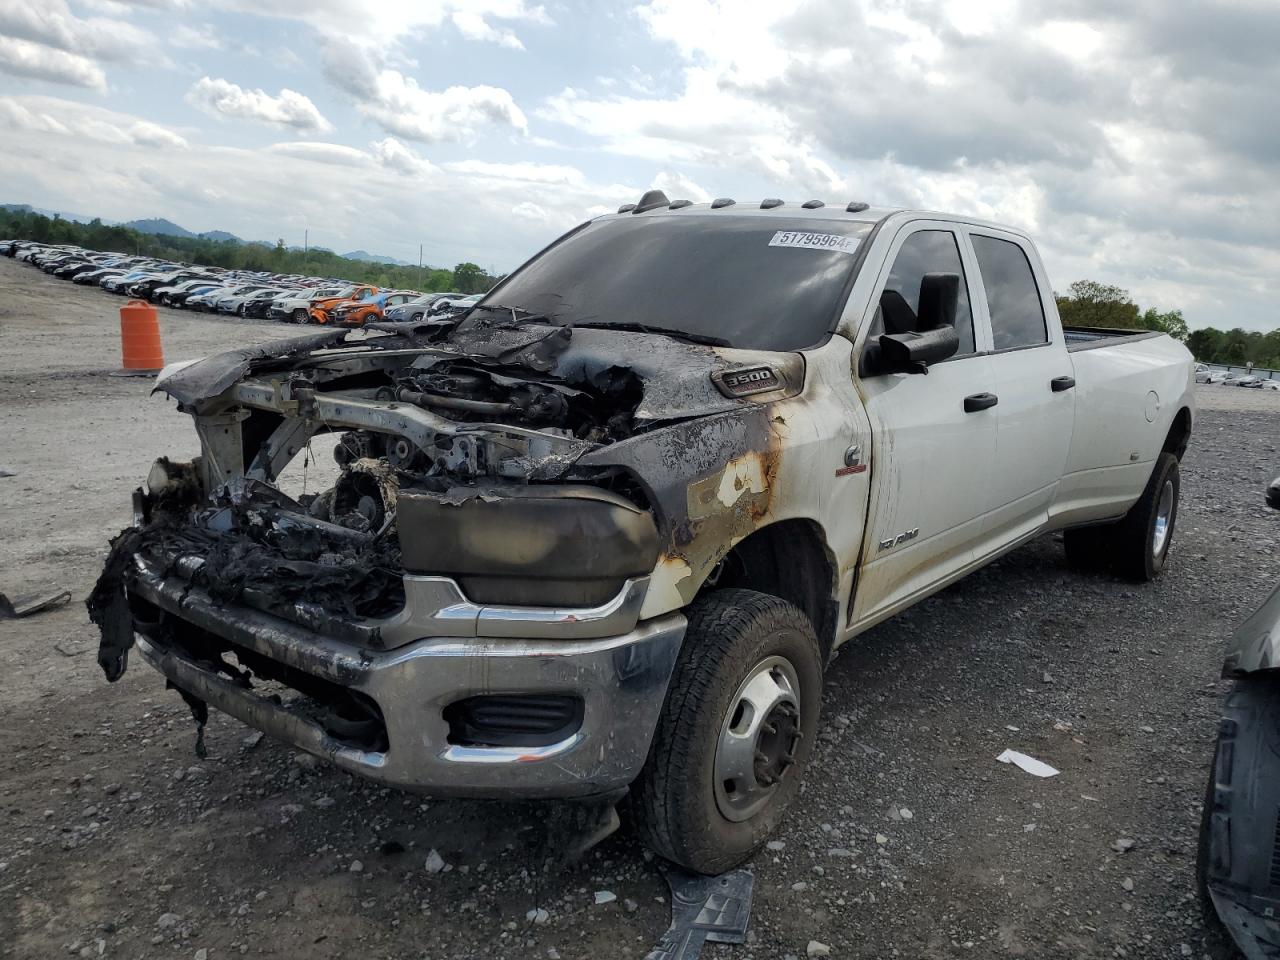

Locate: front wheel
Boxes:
[292,308,307,323]
[631,589,823,874]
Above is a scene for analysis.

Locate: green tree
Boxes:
[1054,280,1142,329]
[1139,307,1188,342]
[451,262,487,294]
[1186,327,1221,360]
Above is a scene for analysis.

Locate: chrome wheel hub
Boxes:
[1152,479,1175,558]
[713,656,802,822]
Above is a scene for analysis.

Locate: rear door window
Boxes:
[971,235,1047,351]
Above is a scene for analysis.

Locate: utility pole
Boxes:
[419,243,423,291]
[304,228,308,254]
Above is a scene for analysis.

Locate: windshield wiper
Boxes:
[569,321,730,347]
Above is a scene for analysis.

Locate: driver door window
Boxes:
[868,230,976,356]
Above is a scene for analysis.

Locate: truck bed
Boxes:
[1064,326,1162,352]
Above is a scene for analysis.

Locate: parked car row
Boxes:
[0,240,484,328]
[1195,364,1279,388]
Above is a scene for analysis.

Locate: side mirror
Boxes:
[1267,477,1280,510]
[879,325,960,373]
[861,272,962,376]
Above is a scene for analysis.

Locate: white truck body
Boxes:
[624,209,1195,641]
[93,199,1195,873]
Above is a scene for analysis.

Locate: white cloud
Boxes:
[266,141,370,166]
[369,136,437,176]
[511,200,550,220]
[336,68,527,143]
[0,99,70,135]
[0,36,106,90]
[0,95,187,148]
[531,0,1280,330]
[211,0,551,46]
[187,76,332,133]
[0,94,634,271]
[0,0,153,61]
[444,159,585,185]
[450,10,523,49]
[650,171,711,203]
[169,23,224,50]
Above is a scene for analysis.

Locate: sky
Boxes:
[0,0,1277,331]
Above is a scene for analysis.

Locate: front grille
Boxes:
[443,694,584,748]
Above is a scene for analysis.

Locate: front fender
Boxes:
[1223,581,1280,676]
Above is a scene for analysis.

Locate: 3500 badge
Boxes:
[712,366,782,398]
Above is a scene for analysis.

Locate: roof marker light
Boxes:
[846,201,870,213]
[802,199,824,209]
[632,189,670,213]
[669,199,692,209]
[760,198,783,209]
[711,198,736,209]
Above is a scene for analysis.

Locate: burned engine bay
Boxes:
[90,316,804,684]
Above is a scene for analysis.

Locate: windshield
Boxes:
[478,214,875,351]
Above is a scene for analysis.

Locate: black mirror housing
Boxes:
[860,271,963,376]
[878,325,960,373]
[1267,477,1280,510]
[918,272,960,330]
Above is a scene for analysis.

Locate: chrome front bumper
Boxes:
[127,563,685,799]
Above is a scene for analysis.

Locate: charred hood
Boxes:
[154,319,804,426]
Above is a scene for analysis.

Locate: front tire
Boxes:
[292,308,307,323]
[632,589,823,874]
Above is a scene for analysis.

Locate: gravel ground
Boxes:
[2,255,1277,959]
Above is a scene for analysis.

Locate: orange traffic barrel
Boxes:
[116,300,164,376]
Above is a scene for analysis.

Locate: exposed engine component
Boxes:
[333,431,383,467]
[390,359,641,446]
[310,457,398,533]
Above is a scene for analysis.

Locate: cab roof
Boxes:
[595,189,1029,241]
[599,189,895,225]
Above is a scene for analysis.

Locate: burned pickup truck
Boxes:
[92,192,1195,873]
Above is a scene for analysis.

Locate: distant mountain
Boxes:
[5,202,417,269]
[343,249,412,266]
[122,217,196,238]
[2,202,111,224]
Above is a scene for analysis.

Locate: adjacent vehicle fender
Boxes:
[1222,580,1280,677]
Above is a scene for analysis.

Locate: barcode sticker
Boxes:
[768,231,860,254]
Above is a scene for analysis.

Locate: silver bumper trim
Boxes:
[128,568,685,798]
[375,575,650,646]
[135,555,648,647]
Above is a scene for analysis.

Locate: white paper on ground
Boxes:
[996,749,1060,778]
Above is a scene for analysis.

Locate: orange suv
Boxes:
[332,290,422,327]
[308,284,378,324]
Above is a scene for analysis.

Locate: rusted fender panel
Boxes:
[578,337,871,621]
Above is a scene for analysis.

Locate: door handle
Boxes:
[1051,376,1076,392]
[963,392,999,413]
